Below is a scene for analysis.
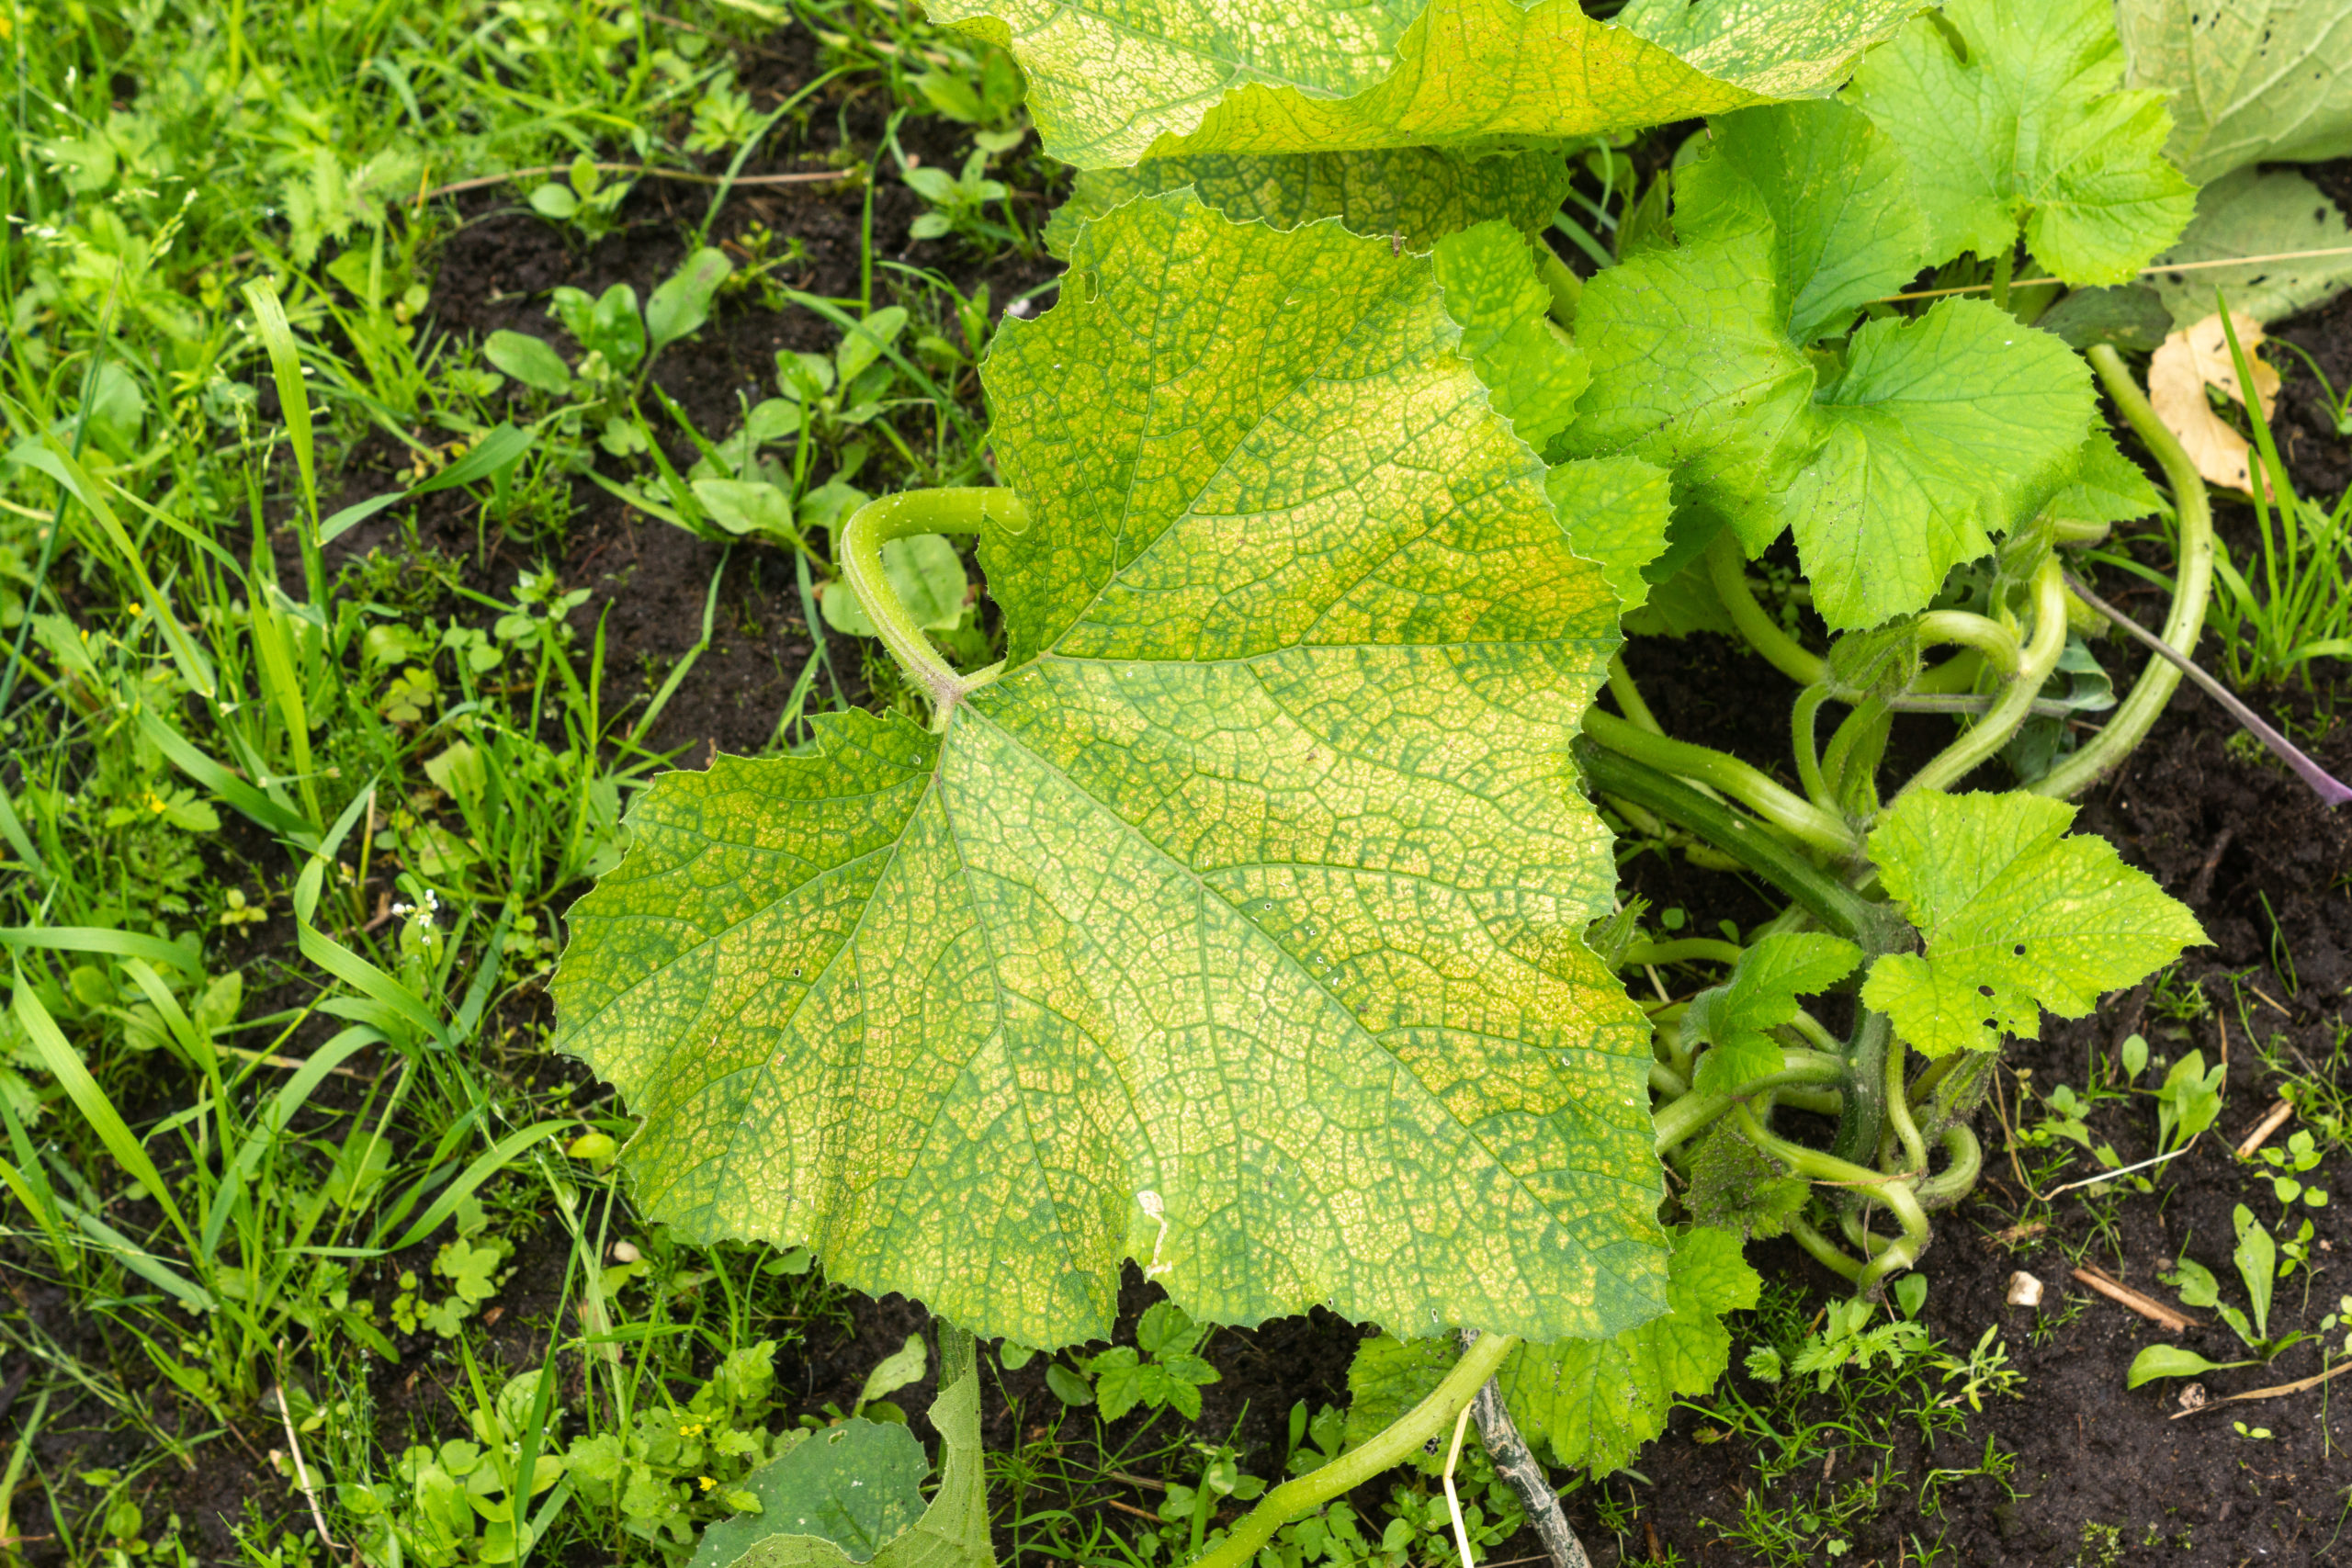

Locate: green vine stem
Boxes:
[1573,739,1895,944]
[2034,344,2216,798]
[1652,1051,1849,1154]
[1583,710,1860,857]
[1792,684,1835,813]
[1187,1330,1521,1568]
[1913,609,2020,677]
[1707,531,1826,686]
[1900,557,2066,797]
[1734,1103,1930,1290]
[839,487,1030,722]
[1881,1036,1928,1177]
[1830,1009,1894,1168]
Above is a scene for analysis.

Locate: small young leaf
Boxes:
[1860,792,2208,1057]
[692,479,797,543]
[1846,0,2196,285]
[2126,1343,2251,1388]
[483,332,572,396]
[1685,932,1862,1096]
[2234,1204,2276,1341]
[646,248,734,356]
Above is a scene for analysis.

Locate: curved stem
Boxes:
[839,488,1028,721]
[1910,649,1984,696]
[1818,695,1890,811]
[1915,1124,1984,1209]
[1914,611,2020,678]
[1899,558,2066,798]
[1708,531,1825,686]
[1607,653,1667,737]
[1574,739,1894,944]
[1188,1331,1520,1568]
[1651,1051,1849,1154]
[1583,710,1860,858]
[2034,344,2216,799]
[1786,1213,1866,1281]
[1882,1036,1927,1177]
[1792,685,1835,815]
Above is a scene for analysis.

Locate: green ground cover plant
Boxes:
[6,2,2352,1566]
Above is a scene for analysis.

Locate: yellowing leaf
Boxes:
[2150,168,2352,328]
[1434,220,1589,449]
[2148,311,2278,495]
[1045,149,1573,256]
[934,0,1917,169]
[554,194,1666,1350]
[1860,792,2206,1057]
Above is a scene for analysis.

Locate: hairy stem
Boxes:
[1914,610,2020,678]
[1583,710,1860,858]
[1188,1332,1521,1568]
[1736,1103,1930,1290]
[1882,1037,1927,1176]
[1901,558,2066,797]
[1786,1213,1865,1281]
[839,487,1028,722]
[1915,1124,1984,1209]
[1707,531,1825,686]
[1573,739,1894,943]
[1792,685,1835,814]
[1457,1331,1592,1568]
[2034,344,2216,798]
[1606,653,1668,738]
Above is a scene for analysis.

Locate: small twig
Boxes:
[2234,1099,2295,1160]
[2169,1359,2352,1417]
[416,162,851,202]
[1106,1471,1168,1492]
[1457,1330,1592,1568]
[2064,572,2352,808]
[272,1377,345,1553]
[1871,243,2352,302]
[2070,1265,2199,1333]
[2248,985,2294,1018]
[2042,1146,2191,1198]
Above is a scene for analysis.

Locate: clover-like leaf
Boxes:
[1847,0,2196,286]
[933,0,1917,169]
[1435,220,1588,450]
[1860,792,2207,1058]
[1046,149,1573,257]
[1343,1228,1760,1477]
[554,193,1665,1351]
[1685,934,1861,1097]
[2118,0,2352,183]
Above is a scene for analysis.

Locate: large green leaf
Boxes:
[1046,149,1573,256]
[1340,1227,1759,1477]
[555,193,1666,1350]
[2149,167,2352,327]
[1562,113,2095,629]
[1684,934,1860,1097]
[1846,0,2196,286]
[1859,793,2207,1058]
[933,0,1917,168]
[2119,0,2352,182]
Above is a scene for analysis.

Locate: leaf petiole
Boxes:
[838,487,1029,722]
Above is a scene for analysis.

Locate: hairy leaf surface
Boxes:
[1847,0,2196,285]
[1685,933,1860,1096]
[555,194,1666,1349]
[933,0,1915,168]
[2119,0,2352,182]
[1046,150,1572,256]
[1860,793,2207,1057]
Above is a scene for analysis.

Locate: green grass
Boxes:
[0,4,1058,1564]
